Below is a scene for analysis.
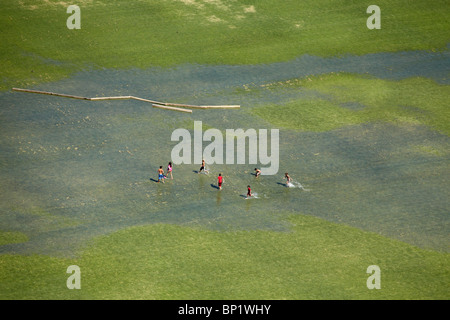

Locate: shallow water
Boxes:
[0,50,449,256]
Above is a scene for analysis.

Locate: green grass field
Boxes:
[1,0,449,91]
[252,74,450,134]
[1,0,449,300]
[1,215,449,299]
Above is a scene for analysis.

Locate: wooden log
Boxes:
[163,102,207,109]
[200,105,240,109]
[165,104,207,109]
[152,104,193,113]
[132,98,208,109]
[12,88,239,112]
[163,103,240,109]
[129,96,163,104]
[90,96,133,101]
[12,88,90,100]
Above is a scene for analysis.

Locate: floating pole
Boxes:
[161,103,240,109]
[90,96,133,101]
[152,104,193,113]
[200,105,241,109]
[163,103,207,109]
[129,96,163,104]
[12,87,240,112]
[12,88,90,100]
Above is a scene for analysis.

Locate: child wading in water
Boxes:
[284,172,291,186]
[246,185,253,198]
[157,166,165,183]
[199,159,208,174]
[167,162,173,179]
[217,173,223,190]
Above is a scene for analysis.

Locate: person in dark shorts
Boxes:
[199,159,208,174]
[247,185,253,198]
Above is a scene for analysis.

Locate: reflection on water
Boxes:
[216,190,222,206]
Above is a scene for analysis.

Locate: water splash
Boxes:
[286,180,310,191]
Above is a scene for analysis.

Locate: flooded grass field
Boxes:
[2,0,450,300]
[1,51,449,261]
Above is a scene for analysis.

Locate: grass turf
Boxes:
[0,231,28,246]
[1,214,449,299]
[1,0,449,300]
[1,0,449,91]
[252,73,450,135]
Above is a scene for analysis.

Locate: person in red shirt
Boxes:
[247,185,253,198]
[217,173,223,190]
